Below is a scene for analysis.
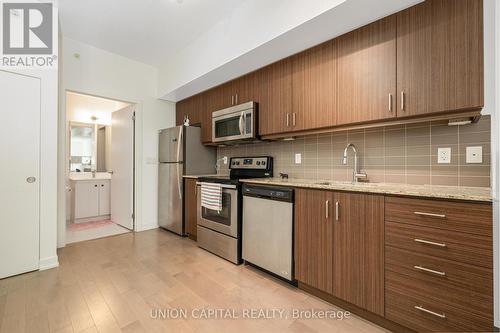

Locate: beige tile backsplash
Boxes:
[217,116,491,187]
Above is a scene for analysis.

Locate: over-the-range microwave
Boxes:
[212,101,258,144]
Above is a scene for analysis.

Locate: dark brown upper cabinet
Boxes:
[175,94,202,126]
[292,40,337,132]
[336,15,397,126]
[396,0,484,117]
[253,59,293,136]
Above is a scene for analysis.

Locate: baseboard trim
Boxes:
[39,256,59,271]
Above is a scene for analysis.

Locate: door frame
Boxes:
[59,89,140,247]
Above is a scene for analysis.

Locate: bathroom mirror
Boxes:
[69,122,110,172]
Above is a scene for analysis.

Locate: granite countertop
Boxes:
[183,174,218,179]
[239,178,492,202]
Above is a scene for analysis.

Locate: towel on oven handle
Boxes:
[200,182,223,211]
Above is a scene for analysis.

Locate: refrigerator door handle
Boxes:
[176,127,183,199]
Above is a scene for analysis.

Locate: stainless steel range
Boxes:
[196,156,273,264]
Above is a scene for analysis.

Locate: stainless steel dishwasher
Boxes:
[242,184,294,281]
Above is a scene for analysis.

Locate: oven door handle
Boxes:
[197,182,237,190]
[239,112,244,135]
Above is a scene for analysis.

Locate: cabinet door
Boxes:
[337,16,397,125]
[176,95,203,126]
[98,181,111,216]
[292,40,337,131]
[184,178,198,240]
[201,88,222,143]
[397,0,483,117]
[295,189,334,294]
[333,192,384,315]
[74,182,99,219]
[232,75,251,105]
[254,59,292,136]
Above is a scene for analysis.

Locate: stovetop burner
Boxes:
[198,156,273,185]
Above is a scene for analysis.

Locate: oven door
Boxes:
[212,110,255,143]
[197,183,238,238]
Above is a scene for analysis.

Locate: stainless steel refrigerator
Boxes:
[158,126,216,235]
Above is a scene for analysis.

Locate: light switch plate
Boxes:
[466,146,483,164]
[295,153,302,164]
[437,147,451,164]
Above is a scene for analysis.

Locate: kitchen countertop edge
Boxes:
[239,178,492,203]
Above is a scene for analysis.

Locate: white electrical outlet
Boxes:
[295,153,302,164]
[222,156,228,165]
[437,147,451,164]
[466,146,482,164]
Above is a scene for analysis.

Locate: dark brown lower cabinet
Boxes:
[294,189,384,315]
[333,192,385,316]
[184,178,198,240]
[294,189,334,294]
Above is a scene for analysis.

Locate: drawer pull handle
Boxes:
[414,211,446,219]
[414,305,446,319]
[414,265,446,276]
[414,238,447,248]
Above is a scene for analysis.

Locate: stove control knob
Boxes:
[236,161,240,165]
[262,161,266,166]
[256,161,261,165]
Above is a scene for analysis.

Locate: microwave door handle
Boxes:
[243,112,247,134]
[239,112,244,135]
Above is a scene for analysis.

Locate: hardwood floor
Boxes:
[0,229,388,333]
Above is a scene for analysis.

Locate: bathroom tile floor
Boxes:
[66,220,130,244]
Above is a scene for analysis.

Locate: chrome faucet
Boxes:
[91,170,96,178]
[342,143,367,183]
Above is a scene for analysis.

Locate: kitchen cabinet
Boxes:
[292,40,337,131]
[294,188,334,294]
[294,189,384,315]
[333,192,384,316]
[253,59,293,136]
[201,88,221,143]
[396,0,483,117]
[73,180,111,219]
[337,15,397,125]
[384,196,493,332]
[184,178,198,240]
[176,94,203,126]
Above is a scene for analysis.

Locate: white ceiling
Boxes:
[57,0,245,66]
[67,92,130,125]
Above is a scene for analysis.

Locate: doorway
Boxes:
[65,91,136,244]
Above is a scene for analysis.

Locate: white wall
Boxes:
[158,0,421,101]
[59,37,175,243]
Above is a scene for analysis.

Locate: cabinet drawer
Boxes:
[386,246,492,296]
[386,286,493,332]
[385,196,492,236]
[386,221,492,269]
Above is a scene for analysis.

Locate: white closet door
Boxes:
[0,70,40,279]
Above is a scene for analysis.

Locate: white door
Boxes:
[111,105,135,229]
[0,70,40,279]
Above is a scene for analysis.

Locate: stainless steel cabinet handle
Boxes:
[325,200,329,219]
[388,93,393,112]
[414,211,446,219]
[414,305,446,319]
[286,113,290,127]
[231,95,234,105]
[414,238,447,248]
[292,113,296,126]
[235,94,238,105]
[335,202,339,221]
[414,265,446,276]
[401,91,405,111]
